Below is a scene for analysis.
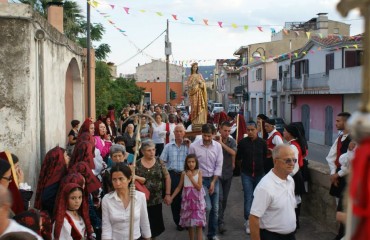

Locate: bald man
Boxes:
[0,186,42,239]
[249,144,297,240]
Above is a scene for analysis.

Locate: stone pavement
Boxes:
[158,176,336,240]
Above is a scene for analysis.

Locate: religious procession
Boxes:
[1,0,370,239]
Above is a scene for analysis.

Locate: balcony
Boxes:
[328,66,362,94]
[282,73,329,93]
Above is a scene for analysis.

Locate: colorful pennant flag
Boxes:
[156,12,163,16]
[257,26,263,32]
[218,22,223,28]
[203,19,209,25]
[294,53,298,58]
[123,7,129,14]
[109,4,114,9]
[172,14,178,20]
[270,28,276,33]
[283,29,289,35]
[353,44,358,49]
[139,10,146,13]
[188,17,195,22]
[244,25,249,31]
[306,32,311,39]
[231,23,238,28]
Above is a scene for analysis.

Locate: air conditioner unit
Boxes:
[287,95,295,104]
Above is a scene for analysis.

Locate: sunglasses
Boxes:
[1,175,12,182]
[278,158,297,165]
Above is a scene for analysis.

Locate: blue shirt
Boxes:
[160,141,189,172]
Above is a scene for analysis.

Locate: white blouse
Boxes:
[102,190,151,240]
[152,122,166,144]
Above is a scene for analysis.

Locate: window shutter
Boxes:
[326,54,330,75]
[345,51,356,68]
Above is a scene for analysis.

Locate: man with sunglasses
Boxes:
[249,144,297,240]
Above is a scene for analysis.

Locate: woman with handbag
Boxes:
[135,140,171,239]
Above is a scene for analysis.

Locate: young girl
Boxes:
[53,183,93,240]
[170,154,206,240]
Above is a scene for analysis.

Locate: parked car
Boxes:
[227,104,239,118]
[211,107,224,117]
[269,117,286,134]
[211,103,223,111]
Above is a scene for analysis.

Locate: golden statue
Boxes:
[187,62,208,129]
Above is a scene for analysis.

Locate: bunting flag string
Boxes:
[88,0,360,40]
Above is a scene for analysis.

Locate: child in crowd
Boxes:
[53,183,94,240]
[170,154,206,240]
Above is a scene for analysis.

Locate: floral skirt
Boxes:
[179,186,206,227]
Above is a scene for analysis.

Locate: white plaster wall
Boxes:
[136,60,183,83]
[0,4,84,187]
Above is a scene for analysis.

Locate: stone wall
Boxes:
[302,160,338,232]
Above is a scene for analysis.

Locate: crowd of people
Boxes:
[0,102,355,240]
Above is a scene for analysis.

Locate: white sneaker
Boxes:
[244,221,250,234]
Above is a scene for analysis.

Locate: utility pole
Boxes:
[165,19,171,103]
[86,0,91,117]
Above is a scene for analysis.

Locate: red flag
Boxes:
[123,7,129,14]
[257,26,263,32]
[218,21,223,28]
[172,14,178,20]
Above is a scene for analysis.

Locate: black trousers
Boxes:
[169,170,182,226]
[260,229,296,240]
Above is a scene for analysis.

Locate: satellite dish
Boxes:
[35,29,45,40]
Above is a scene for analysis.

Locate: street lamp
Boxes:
[252,47,267,115]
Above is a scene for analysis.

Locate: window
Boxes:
[326,53,334,75]
[294,60,309,79]
[334,28,339,34]
[278,66,283,81]
[345,50,363,68]
[256,68,262,81]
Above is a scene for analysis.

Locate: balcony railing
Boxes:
[282,73,329,92]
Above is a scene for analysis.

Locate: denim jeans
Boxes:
[241,173,263,221]
[218,177,233,226]
[203,177,219,238]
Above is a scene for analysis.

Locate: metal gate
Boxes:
[325,106,333,145]
[301,104,310,141]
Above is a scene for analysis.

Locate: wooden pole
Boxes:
[337,1,370,239]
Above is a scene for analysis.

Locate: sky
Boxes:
[79,0,364,75]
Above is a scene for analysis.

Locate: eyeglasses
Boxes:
[278,158,297,165]
[1,176,12,182]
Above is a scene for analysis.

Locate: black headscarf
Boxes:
[284,123,307,156]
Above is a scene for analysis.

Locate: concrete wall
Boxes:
[329,66,362,94]
[302,160,338,233]
[136,60,184,83]
[0,4,85,187]
[343,94,361,112]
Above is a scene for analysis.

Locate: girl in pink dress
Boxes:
[170,154,206,240]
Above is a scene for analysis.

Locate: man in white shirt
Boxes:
[0,186,42,240]
[249,144,297,240]
[326,112,351,240]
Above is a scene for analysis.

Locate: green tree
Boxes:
[18,0,111,59]
[95,62,144,117]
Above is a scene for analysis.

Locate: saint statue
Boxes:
[187,62,207,129]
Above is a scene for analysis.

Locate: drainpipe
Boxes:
[35,35,46,160]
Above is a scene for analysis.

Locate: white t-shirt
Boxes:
[1,219,43,240]
[250,170,297,234]
[53,212,86,240]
